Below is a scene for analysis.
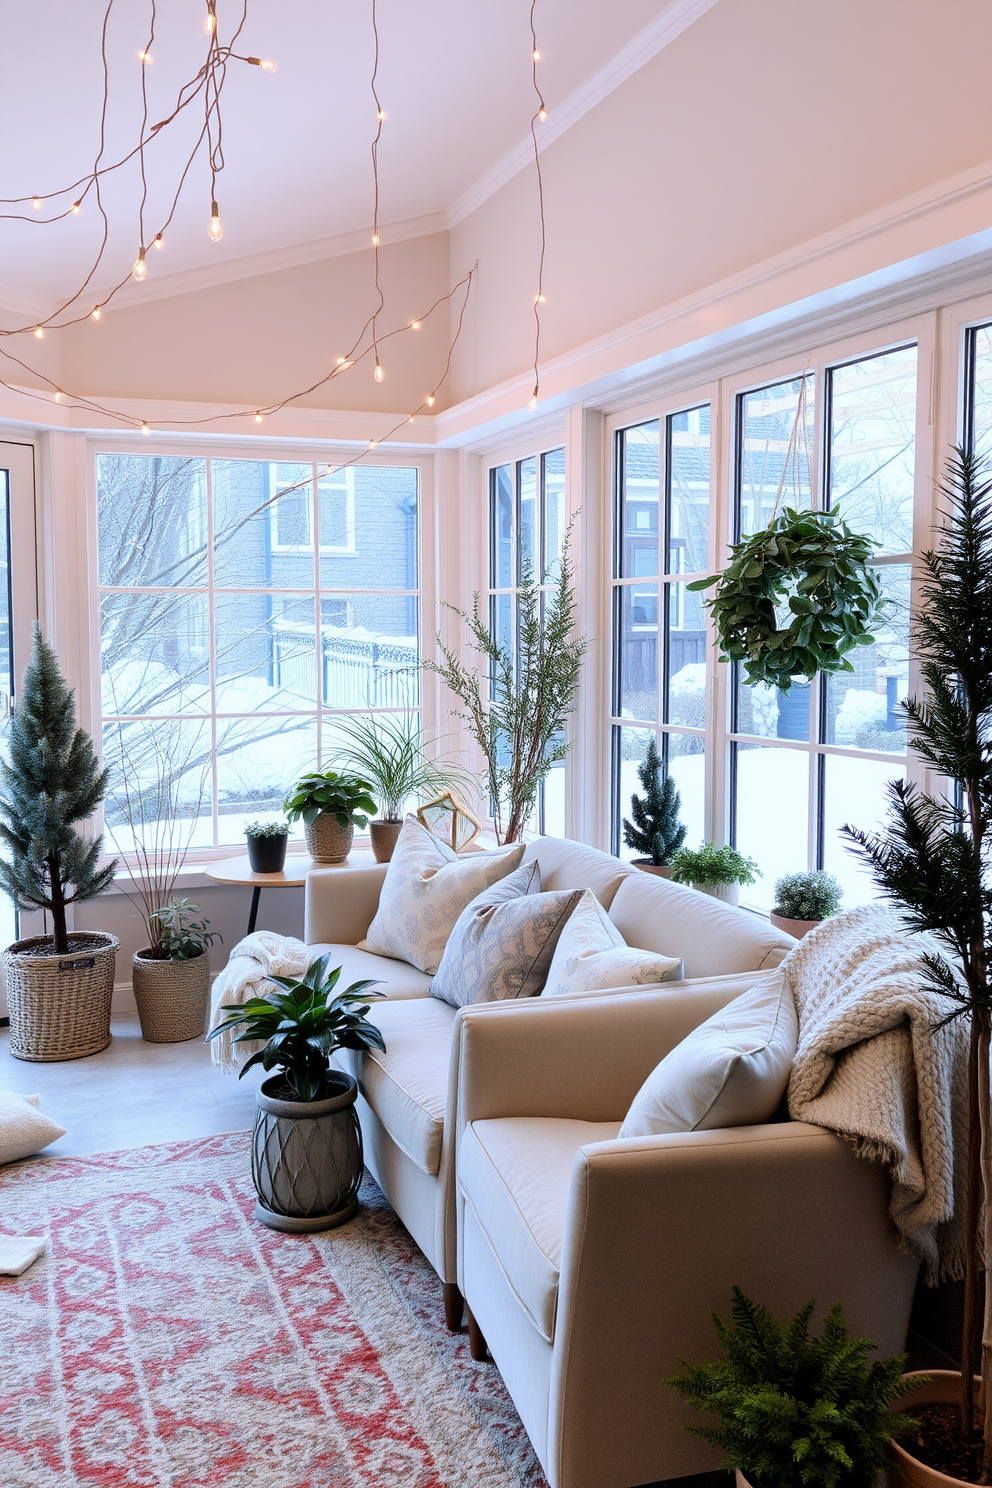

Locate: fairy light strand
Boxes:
[528,0,547,412]
[369,0,385,382]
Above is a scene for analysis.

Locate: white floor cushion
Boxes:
[0,1092,65,1164]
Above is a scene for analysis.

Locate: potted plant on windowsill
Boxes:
[207,953,385,1232]
[334,714,474,864]
[283,770,377,864]
[668,1286,918,1488]
[132,898,220,1043]
[669,843,760,906]
[770,870,843,939]
[622,736,687,877]
[0,626,119,1062]
[245,819,290,874]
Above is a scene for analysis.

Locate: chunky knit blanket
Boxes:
[785,904,969,1283]
[208,931,310,1072]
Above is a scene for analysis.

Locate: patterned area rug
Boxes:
[0,1132,547,1488]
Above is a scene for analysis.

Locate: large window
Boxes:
[96,454,420,852]
[611,407,711,856]
[489,446,566,835]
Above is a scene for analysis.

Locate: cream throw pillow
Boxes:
[619,969,798,1137]
[540,888,682,997]
[360,815,525,975]
[0,1091,66,1164]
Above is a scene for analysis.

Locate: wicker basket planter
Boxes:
[305,813,354,864]
[252,1070,363,1232]
[132,949,210,1043]
[4,932,119,1062]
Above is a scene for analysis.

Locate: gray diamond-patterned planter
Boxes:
[251,1071,363,1232]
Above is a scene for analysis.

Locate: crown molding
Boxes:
[0,286,57,321]
[447,0,721,228]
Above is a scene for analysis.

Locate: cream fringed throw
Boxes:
[209,932,310,1072]
[785,904,969,1283]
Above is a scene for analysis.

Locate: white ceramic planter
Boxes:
[695,881,739,905]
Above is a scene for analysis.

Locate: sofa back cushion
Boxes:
[521,836,631,909]
[608,871,792,979]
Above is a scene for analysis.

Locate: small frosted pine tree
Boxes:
[622,737,686,866]
[0,624,117,953]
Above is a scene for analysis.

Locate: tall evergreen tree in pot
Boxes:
[0,625,119,1061]
[622,737,687,873]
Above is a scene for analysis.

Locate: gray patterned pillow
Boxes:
[430,874,583,1008]
[360,815,525,975]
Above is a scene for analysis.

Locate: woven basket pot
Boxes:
[132,949,210,1043]
[4,932,119,1062]
[251,1070,363,1233]
[304,813,354,864]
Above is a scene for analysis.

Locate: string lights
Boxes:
[528,0,547,413]
[369,0,386,385]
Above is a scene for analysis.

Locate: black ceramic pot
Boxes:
[246,833,288,873]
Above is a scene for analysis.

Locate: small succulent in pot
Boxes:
[669,843,760,906]
[244,818,290,874]
[771,870,842,939]
[207,954,386,1231]
[283,770,377,864]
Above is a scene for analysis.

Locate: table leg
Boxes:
[247,886,261,936]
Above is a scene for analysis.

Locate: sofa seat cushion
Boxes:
[307,942,432,1000]
[337,997,457,1174]
[607,872,792,980]
[459,1115,621,1344]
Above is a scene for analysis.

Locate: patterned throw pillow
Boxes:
[430,874,583,1008]
[360,815,525,975]
[540,888,682,997]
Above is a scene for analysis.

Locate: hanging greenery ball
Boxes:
[688,506,887,693]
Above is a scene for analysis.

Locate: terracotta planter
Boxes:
[132,948,210,1043]
[770,909,822,939]
[632,860,673,878]
[889,1371,979,1486]
[246,832,288,873]
[252,1070,363,1232]
[370,819,403,863]
[695,881,739,905]
[304,813,354,864]
[4,932,119,1062]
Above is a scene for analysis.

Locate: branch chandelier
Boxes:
[0,0,477,451]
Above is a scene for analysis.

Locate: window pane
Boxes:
[97,454,207,588]
[619,422,660,579]
[103,719,214,854]
[101,593,209,715]
[541,759,566,838]
[823,564,909,752]
[733,741,809,909]
[216,716,317,845]
[666,581,707,727]
[734,669,810,742]
[668,406,710,575]
[822,754,904,907]
[320,465,419,590]
[212,460,312,590]
[518,456,538,580]
[828,345,917,555]
[667,731,705,847]
[971,324,992,462]
[738,375,814,537]
[321,594,419,710]
[543,447,566,582]
[614,725,656,860]
[214,595,316,713]
[491,465,514,588]
[617,583,658,721]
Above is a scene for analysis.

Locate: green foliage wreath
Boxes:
[688,506,887,693]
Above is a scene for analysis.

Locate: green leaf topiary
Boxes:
[667,1286,919,1488]
[773,870,843,922]
[688,506,887,693]
[669,842,760,888]
[622,737,687,866]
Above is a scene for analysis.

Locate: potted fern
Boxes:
[622,737,686,876]
[770,870,843,939]
[669,843,760,905]
[208,954,385,1231]
[668,1286,918,1488]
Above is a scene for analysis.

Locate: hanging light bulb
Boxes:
[534,292,545,304]
[153,234,164,250]
[371,233,379,247]
[91,305,102,320]
[33,325,44,339]
[53,390,62,403]
[31,197,41,210]
[426,394,435,408]
[374,360,385,383]
[254,412,263,424]
[368,439,377,449]
[529,388,539,412]
[71,200,82,215]
[137,49,153,63]
[538,106,547,121]
[246,56,277,70]
[533,48,541,61]
[411,319,420,330]
[209,201,223,241]
[408,415,415,423]
[133,248,147,280]
[203,7,216,35]
[377,108,386,121]
[141,422,151,435]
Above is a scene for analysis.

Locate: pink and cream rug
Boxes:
[0,1132,547,1488]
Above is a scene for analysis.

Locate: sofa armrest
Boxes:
[549,1123,918,1487]
[304,864,387,946]
[456,981,750,1127]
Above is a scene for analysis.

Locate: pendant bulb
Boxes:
[209,201,223,241]
[132,249,147,281]
[91,305,102,320]
[374,361,385,383]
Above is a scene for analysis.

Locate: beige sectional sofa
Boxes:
[304,835,794,1325]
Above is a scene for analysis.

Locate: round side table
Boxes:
[204,848,376,936]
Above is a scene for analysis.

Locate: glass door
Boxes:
[0,441,39,960]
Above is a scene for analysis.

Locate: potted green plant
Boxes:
[669,843,760,905]
[132,898,220,1043]
[283,770,377,864]
[334,714,473,863]
[622,736,687,877]
[0,625,119,1063]
[245,819,290,874]
[770,870,843,939]
[207,954,385,1231]
[668,1286,918,1488]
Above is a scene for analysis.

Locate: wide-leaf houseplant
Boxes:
[208,954,385,1231]
[284,769,377,864]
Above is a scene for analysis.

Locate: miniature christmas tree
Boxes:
[622,737,686,866]
[0,624,116,953]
